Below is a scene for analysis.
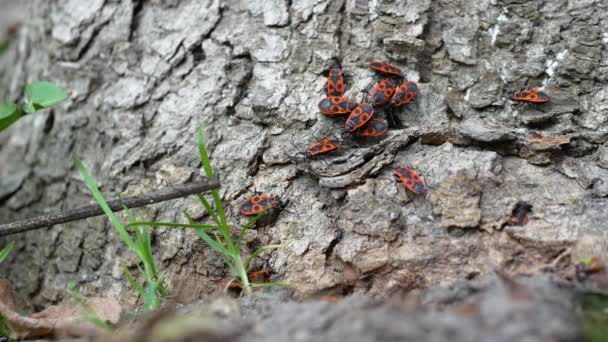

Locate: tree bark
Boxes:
[0,0,607,313]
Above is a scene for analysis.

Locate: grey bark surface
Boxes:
[0,0,607,338]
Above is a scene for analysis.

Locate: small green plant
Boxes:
[0,242,14,337]
[127,125,289,295]
[75,160,166,311]
[1,81,67,133]
[0,242,12,264]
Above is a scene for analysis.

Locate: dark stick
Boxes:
[0,176,220,237]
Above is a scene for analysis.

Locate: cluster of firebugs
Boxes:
[239,60,550,219]
[230,61,550,288]
[239,60,426,223]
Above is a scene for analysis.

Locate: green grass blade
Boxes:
[251,282,291,288]
[143,281,160,311]
[155,271,168,297]
[123,206,146,255]
[122,204,162,294]
[211,190,228,227]
[183,211,228,255]
[121,263,145,296]
[75,158,140,257]
[221,254,238,276]
[245,242,292,271]
[0,242,14,264]
[126,221,218,230]
[196,193,220,226]
[198,125,214,178]
[236,211,266,249]
[196,227,226,254]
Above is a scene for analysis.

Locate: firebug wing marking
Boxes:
[240,194,281,215]
[358,118,388,137]
[391,81,418,107]
[394,166,427,195]
[512,89,550,103]
[327,63,345,96]
[345,103,374,132]
[318,96,357,115]
[305,137,342,158]
[371,78,398,106]
[368,61,403,77]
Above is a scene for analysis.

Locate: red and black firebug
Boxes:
[394,166,427,195]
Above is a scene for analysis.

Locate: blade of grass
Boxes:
[183,211,228,255]
[197,193,220,226]
[235,211,266,249]
[0,242,13,263]
[245,242,292,270]
[121,263,145,296]
[143,280,160,311]
[184,210,238,275]
[197,125,235,251]
[75,158,140,257]
[198,125,214,178]
[211,190,228,229]
[123,206,154,277]
[126,221,218,230]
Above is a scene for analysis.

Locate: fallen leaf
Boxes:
[0,296,121,339]
[0,279,16,311]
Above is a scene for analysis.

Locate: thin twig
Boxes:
[0,176,220,237]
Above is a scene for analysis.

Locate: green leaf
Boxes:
[22,101,35,114]
[24,81,67,112]
[0,101,22,132]
[75,158,141,257]
[0,101,17,120]
[0,242,13,264]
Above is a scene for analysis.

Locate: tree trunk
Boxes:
[1,0,607,318]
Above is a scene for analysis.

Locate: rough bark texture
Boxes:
[0,0,607,337]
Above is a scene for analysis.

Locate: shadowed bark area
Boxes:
[1,0,608,339]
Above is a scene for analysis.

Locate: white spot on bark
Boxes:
[489,8,509,46]
[541,49,568,88]
[369,0,379,20]
[603,32,608,44]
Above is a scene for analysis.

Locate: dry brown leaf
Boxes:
[0,296,121,339]
[0,279,16,311]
